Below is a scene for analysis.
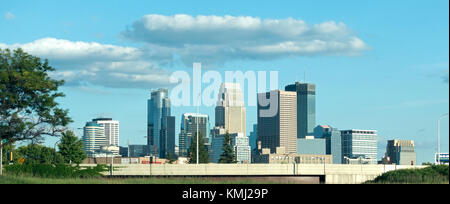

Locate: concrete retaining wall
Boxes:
[81,163,424,184]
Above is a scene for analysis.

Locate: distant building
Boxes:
[258,90,297,154]
[147,88,175,158]
[297,136,326,155]
[285,82,316,138]
[385,140,416,165]
[83,121,107,157]
[119,146,128,157]
[92,118,119,147]
[314,125,342,164]
[211,132,237,163]
[234,133,251,163]
[210,83,247,163]
[249,124,257,153]
[253,147,332,164]
[179,113,210,157]
[341,129,378,165]
[214,83,246,135]
[128,145,149,157]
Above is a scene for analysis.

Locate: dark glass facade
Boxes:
[285,82,316,138]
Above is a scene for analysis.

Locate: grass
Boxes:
[0,175,278,184]
[365,165,449,184]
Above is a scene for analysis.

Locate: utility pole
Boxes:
[196,93,201,165]
[437,113,449,164]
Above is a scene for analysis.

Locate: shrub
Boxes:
[4,164,109,178]
[367,165,449,184]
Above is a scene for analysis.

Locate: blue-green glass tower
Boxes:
[147,88,174,158]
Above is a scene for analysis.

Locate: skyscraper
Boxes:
[341,129,378,164]
[249,124,257,153]
[92,118,119,147]
[314,125,342,164]
[82,121,107,157]
[258,90,297,154]
[179,113,210,157]
[214,83,246,135]
[285,82,316,138]
[211,82,248,163]
[147,88,174,158]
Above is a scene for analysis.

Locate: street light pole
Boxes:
[437,113,449,164]
[196,93,200,165]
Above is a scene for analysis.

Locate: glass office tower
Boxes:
[341,129,378,164]
[179,113,210,157]
[147,88,174,158]
[285,82,316,138]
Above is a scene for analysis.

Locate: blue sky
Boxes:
[1,0,448,163]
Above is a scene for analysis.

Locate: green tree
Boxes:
[17,143,63,165]
[1,143,21,165]
[218,132,236,163]
[57,130,86,165]
[188,133,209,164]
[167,151,176,164]
[0,48,72,174]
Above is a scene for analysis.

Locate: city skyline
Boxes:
[1,0,448,164]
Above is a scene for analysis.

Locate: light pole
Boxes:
[437,113,449,164]
[196,93,201,165]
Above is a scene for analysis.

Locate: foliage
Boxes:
[58,130,86,164]
[366,165,449,184]
[0,48,72,145]
[1,142,20,165]
[17,143,64,165]
[188,132,209,164]
[167,151,176,164]
[3,163,108,178]
[218,132,236,163]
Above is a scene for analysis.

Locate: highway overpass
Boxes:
[81,163,424,184]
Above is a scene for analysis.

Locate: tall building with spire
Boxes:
[211,83,248,163]
[215,83,246,135]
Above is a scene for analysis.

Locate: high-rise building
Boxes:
[163,116,176,158]
[314,125,342,164]
[385,140,416,165]
[92,118,119,146]
[147,88,175,158]
[285,82,316,138]
[179,113,210,157]
[258,90,297,154]
[341,129,378,164]
[214,83,246,135]
[210,83,246,163]
[249,124,257,153]
[83,121,107,157]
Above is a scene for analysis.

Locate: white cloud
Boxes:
[122,14,369,66]
[5,12,15,20]
[0,38,173,89]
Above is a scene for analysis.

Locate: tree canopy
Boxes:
[188,133,209,164]
[0,48,72,146]
[218,132,236,163]
[58,130,86,165]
